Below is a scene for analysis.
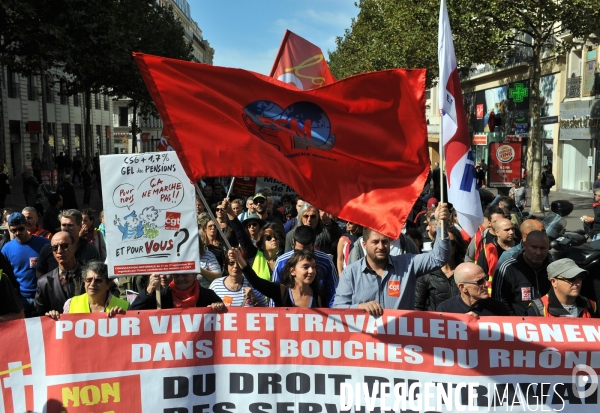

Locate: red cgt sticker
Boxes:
[165,212,181,230]
[388,280,400,297]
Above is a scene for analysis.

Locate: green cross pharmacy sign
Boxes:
[509,83,529,103]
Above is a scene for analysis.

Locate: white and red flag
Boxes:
[438,0,483,236]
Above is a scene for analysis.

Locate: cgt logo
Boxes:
[165,212,181,230]
[388,280,400,297]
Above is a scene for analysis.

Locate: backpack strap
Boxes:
[531,298,544,316]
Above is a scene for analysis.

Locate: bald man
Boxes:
[494,231,552,316]
[437,263,509,317]
[476,218,515,296]
[497,219,545,267]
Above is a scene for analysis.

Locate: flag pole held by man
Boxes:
[438,0,484,237]
[133,53,430,239]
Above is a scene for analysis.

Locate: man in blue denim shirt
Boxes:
[333,203,451,316]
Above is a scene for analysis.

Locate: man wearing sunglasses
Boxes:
[437,263,509,317]
[253,193,285,237]
[34,231,83,316]
[285,202,335,255]
[527,259,599,318]
[1,212,50,317]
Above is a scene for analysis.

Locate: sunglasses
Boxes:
[462,275,489,286]
[9,226,26,233]
[173,273,192,279]
[556,275,583,284]
[51,243,71,252]
[254,198,265,204]
[264,234,280,242]
[216,208,225,212]
[303,214,318,219]
[85,277,104,285]
[246,222,259,228]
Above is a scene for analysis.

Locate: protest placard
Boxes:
[100,152,199,276]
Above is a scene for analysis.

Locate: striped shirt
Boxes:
[271,250,338,307]
[209,277,266,307]
[198,250,222,288]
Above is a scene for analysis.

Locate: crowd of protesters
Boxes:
[0,172,597,323]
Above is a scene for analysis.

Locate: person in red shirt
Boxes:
[22,207,52,239]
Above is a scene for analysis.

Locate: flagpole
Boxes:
[195,183,232,250]
[439,110,445,238]
[226,178,235,199]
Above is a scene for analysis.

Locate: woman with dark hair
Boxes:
[336,222,362,275]
[210,257,266,307]
[414,226,466,311]
[222,199,283,281]
[45,261,128,319]
[230,248,325,308]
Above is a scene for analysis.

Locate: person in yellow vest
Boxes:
[45,261,128,319]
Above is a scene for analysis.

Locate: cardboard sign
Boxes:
[100,152,200,276]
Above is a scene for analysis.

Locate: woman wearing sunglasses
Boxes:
[45,261,128,319]
[221,199,284,281]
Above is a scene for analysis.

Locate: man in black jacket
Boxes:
[493,231,551,315]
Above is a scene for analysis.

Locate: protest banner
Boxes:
[255,177,297,198]
[0,308,598,412]
[100,152,200,276]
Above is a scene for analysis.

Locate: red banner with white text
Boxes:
[0,308,598,412]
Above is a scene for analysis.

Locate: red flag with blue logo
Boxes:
[134,53,429,238]
[438,0,483,236]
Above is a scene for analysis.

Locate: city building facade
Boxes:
[1,68,112,177]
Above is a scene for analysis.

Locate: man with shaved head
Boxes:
[476,218,515,297]
[493,230,552,315]
[437,263,509,316]
[497,219,546,267]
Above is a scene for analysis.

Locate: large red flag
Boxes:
[134,53,429,238]
[270,30,336,90]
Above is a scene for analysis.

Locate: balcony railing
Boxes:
[565,76,581,99]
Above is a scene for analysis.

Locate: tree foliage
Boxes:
[328,0,510,87]
[329,0,600,211]
[0,0,193,158]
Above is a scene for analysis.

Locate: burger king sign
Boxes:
[490,142,522,187]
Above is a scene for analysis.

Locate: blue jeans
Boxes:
[19,294,36,317]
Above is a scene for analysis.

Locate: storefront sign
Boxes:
[476,104,484,119]
[541,116,559,125]
[1,309,599,412]
[559,100,600,140]
[100,152,200,276]
[489,142,522,187]
[472,134,487,145]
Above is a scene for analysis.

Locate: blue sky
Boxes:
[189,0,359,75]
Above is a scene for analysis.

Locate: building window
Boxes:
[27,74,37,101]
[7,67,19,98]
[46,84,54,103]
[73,93,80,107]
[94,94,100,109]
[60,80,68,105]
[103,95,109,111]
[119,107,129,127]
